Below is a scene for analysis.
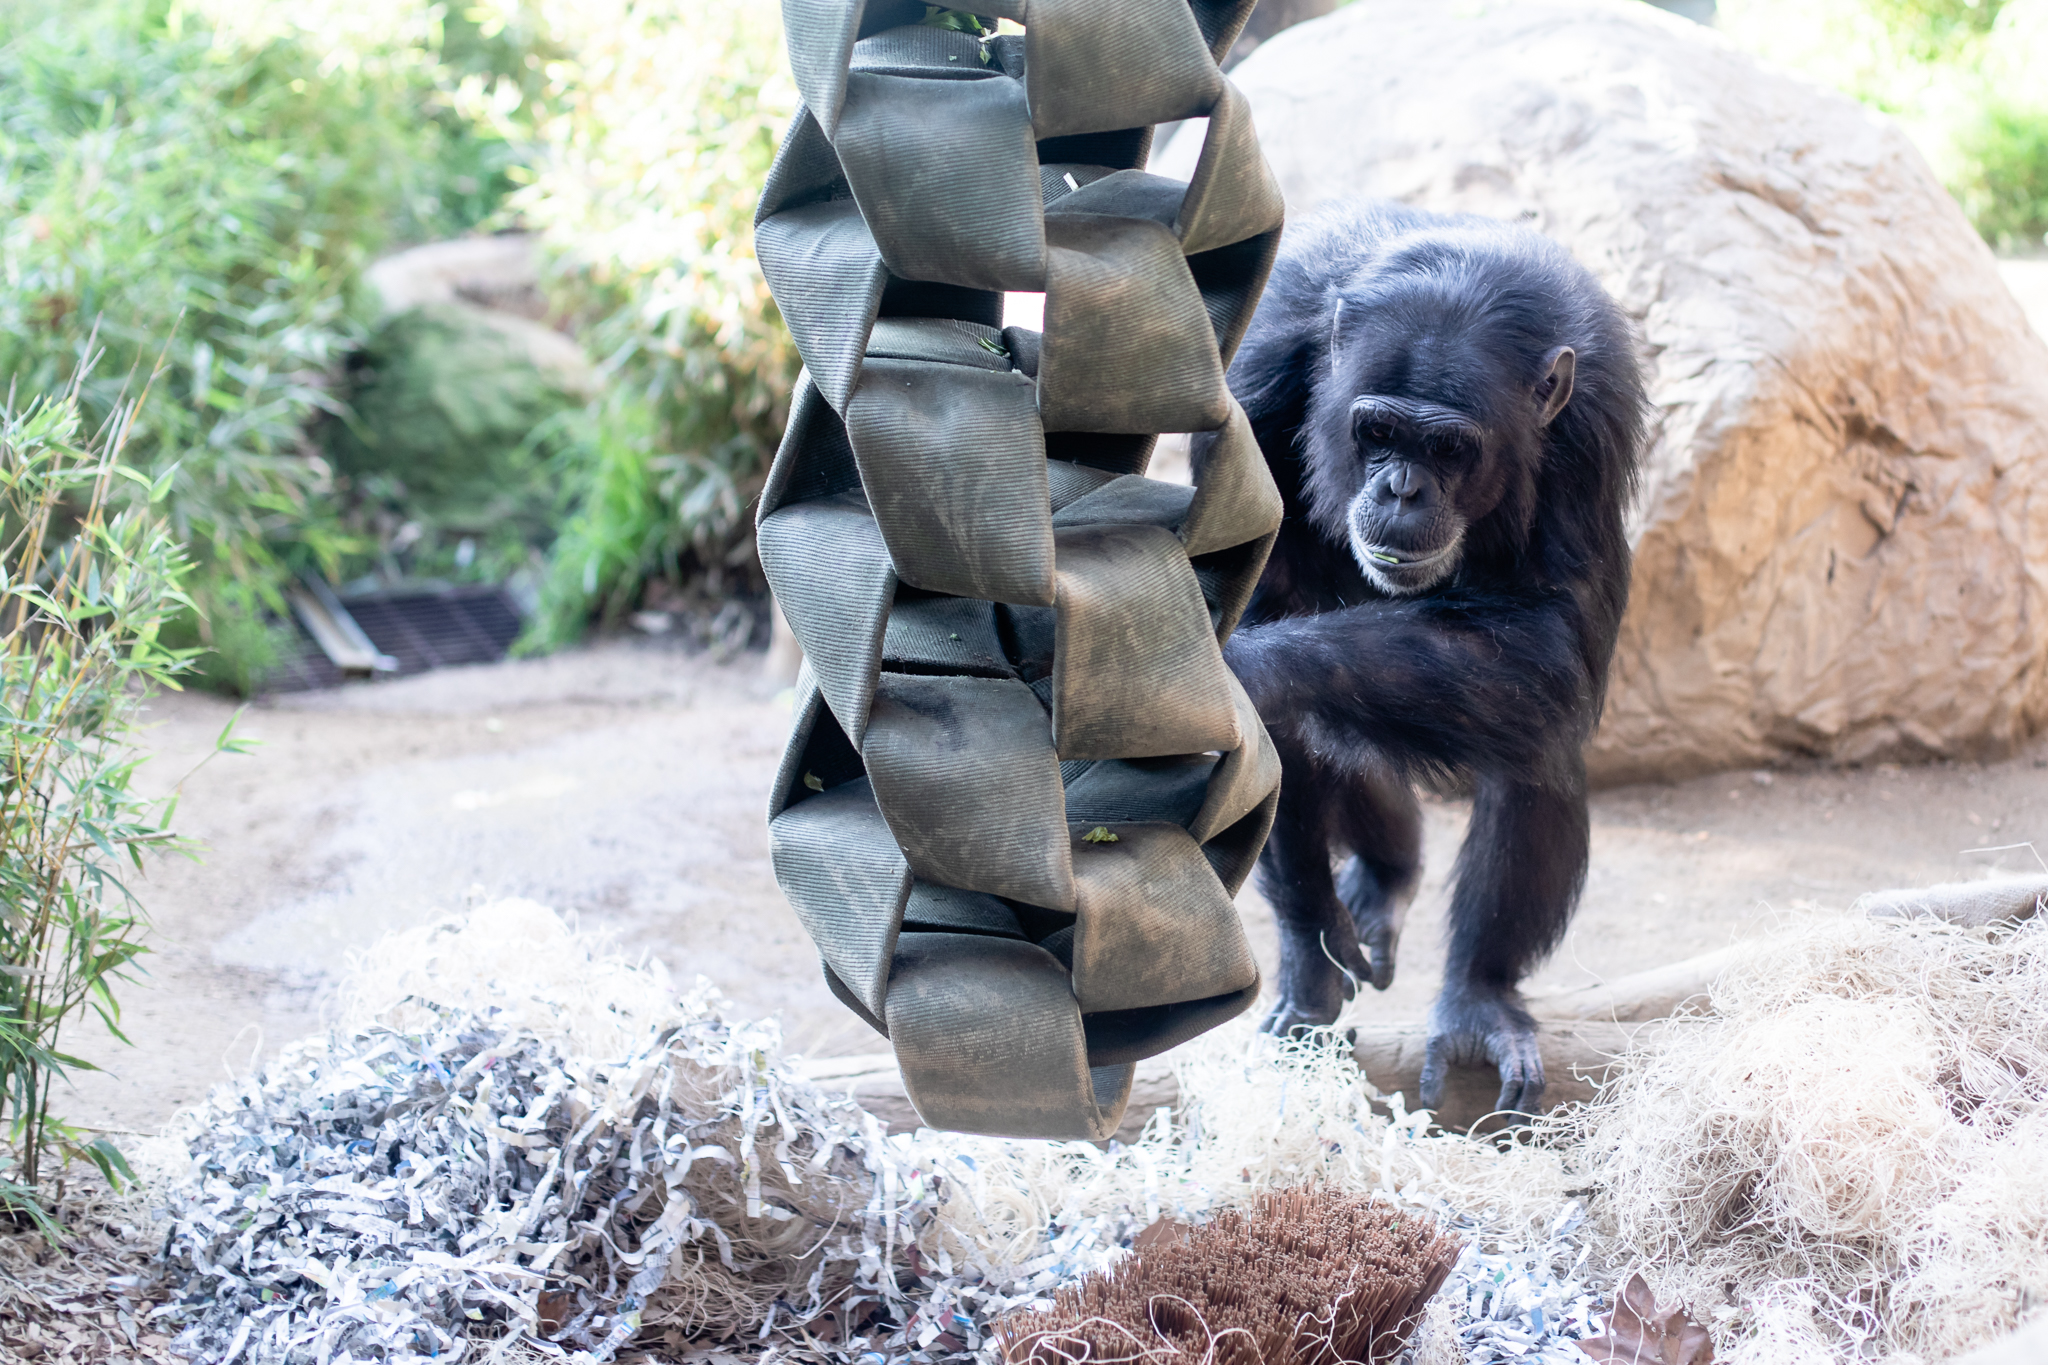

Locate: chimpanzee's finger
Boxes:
[1493,1038,1546,1116]
[1494,1065,1527,1117]
[1419,1038,1449,1110]
[1362,923,1397,992]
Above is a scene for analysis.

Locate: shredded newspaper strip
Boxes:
[151,990,1135,1362]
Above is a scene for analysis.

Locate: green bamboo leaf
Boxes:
[88,1008,135,1048]
[80,821,118,859]
[0,1177,63,1243]
[919,6,988,35]
[80,1136,134,1189]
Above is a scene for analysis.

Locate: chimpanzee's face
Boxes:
[1304,300,1574,597]
[1341,395,1486,594]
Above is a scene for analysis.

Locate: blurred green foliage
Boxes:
[0,0,801,675]
[1723,0,2048,252]
[323,304,582,586]
[1954,96,2048,247]
[1865,0,2008,58]
[510,0,798,648]
[0,0,553,688]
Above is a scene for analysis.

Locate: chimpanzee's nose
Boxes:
[1375,462,1429,511]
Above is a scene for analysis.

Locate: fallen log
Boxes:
[798,1052,1181,1143]
[1856,873,2048,928]
[1522,945,1744,1023]
[1350,1018,1640,1130]
[798,876,2048,1136]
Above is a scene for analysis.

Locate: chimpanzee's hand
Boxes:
[1420,983,1544,1116]
[1356,910,1398,991]
[1259,922,1372,1036]
[1337,857,1401,992]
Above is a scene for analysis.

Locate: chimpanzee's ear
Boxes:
[1536,345,1576,426]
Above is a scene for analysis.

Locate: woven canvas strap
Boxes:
[756,0,1286,1140]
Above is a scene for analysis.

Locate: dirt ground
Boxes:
[57,637,2048,1136]
[60,261,2048,1137]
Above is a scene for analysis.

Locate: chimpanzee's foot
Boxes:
[1259,923,1372,1035]
[1420,983,1544,1115]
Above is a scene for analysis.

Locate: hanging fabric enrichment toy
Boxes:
[755,0,1288,1140]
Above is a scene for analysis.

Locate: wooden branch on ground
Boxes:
[1522,945,1746,1023]
[796,875,2048,1137]
[1856,874,2048,927]
[797,1052,1180,1143]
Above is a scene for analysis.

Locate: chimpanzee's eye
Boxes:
[1351,402,1403,448]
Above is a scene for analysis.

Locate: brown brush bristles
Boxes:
[997,1187,1462,1365]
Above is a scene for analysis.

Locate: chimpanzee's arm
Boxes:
[1222,592,1596,782]
[1229,590,1600,1114]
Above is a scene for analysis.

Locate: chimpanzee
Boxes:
[1193,200,1647,1113]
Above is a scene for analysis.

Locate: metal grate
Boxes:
[264,644,348,694]
[343,587,523,674]
[266,585,524,693]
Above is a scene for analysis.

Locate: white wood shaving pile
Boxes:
[1569,912,2048,1363]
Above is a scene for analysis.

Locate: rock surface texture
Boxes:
[1158,0,2048,781]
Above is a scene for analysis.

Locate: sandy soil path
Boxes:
[62,640,2048,1133]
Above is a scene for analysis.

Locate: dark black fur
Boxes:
[1192,201,1646,1113]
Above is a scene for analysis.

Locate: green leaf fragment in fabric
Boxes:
[920,7,989,36]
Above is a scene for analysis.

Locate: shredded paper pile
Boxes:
[143,901,1605,1363]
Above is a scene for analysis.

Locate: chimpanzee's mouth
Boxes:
[1358,542,1457,569]
[1348,524,1464,596]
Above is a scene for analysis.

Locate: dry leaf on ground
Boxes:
[1575,1274,1714,1365]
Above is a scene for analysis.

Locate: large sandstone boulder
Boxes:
[1157,0,2048,782]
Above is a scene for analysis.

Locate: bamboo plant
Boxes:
[0,373,235,1234]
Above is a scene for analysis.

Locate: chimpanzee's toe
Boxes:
[1260,928,1365,1036]
[1418,985,1545,1117]
[1259,995,1337,1037]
